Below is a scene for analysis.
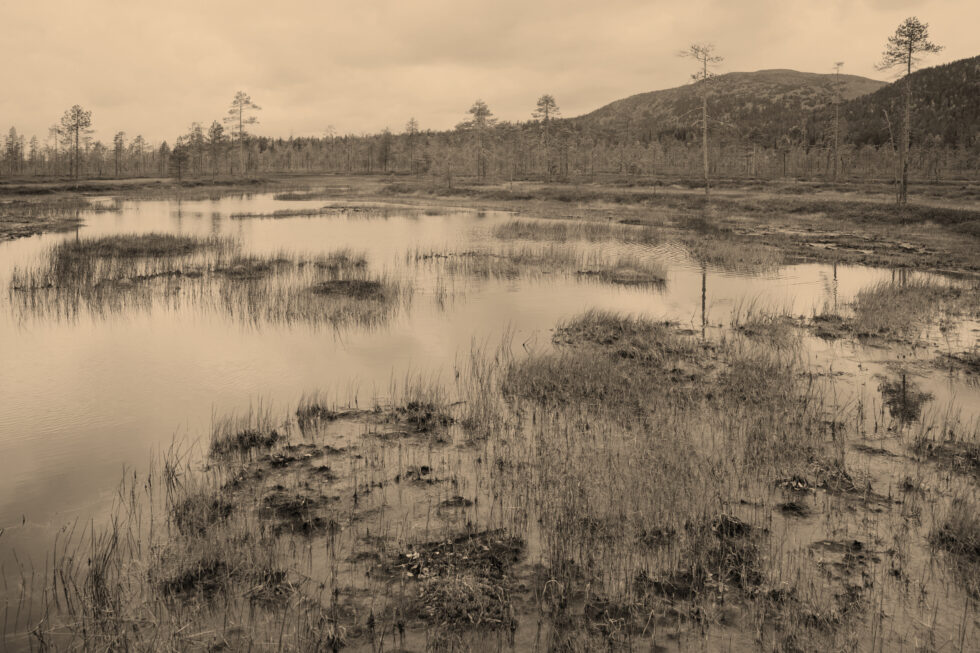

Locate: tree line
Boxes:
[0,91,263,182]
[1,18,973,205]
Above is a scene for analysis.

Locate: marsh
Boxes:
[1,180,979,651]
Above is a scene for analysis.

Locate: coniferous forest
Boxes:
[2,56,977,185]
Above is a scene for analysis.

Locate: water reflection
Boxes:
[879,374,934,426]
[0,190,977,589]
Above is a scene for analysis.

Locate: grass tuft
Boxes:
[209,406,282,457]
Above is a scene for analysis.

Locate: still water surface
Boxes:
[1,191,977,578]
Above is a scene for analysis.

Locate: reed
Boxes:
[8,234,408,329]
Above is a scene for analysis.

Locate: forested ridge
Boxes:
[2,56,977,184]
[574,69,887,147]
[834,55,980,148]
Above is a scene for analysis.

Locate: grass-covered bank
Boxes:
[378,176,980,275]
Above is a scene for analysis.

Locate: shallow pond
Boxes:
[1,189,977,648]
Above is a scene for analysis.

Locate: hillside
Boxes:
[575,69,887,146]
[835,55,980,147]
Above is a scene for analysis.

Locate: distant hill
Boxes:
[574,69,887,146]
[835,55,980,147]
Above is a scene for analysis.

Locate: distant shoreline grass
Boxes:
[381,177,980,275]
[411,244,668,288]
[492,217,662,245]
[3,174,978,275]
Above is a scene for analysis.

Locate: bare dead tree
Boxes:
[680,44,723,202]
[832,62,844,182]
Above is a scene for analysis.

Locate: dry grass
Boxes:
[309,249,367,272]
[412,244,667,287]
[311,278,386,300]
[9,233,233,291]
[492,218,662,245]
[481,309,894,650]
[272,188,351,201]
[730,298,797,348]
[10,307,979,650]
[216,271,411,329]
[932,497,980,560]
[8,234,407,329]
[681,235,784,273]
[851,278,966,339]
[0,196,119,240]
[911,414,980,477]
[382,529,522,633]
[231,206,341,219]
[232,204,422,219]
[55,233,211,258]
[806,277,979,343]
[209,403,283,457]
[931,496,980,598]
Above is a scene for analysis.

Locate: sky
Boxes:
[1,0,976,144]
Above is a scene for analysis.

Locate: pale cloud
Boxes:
[1,0,974,143]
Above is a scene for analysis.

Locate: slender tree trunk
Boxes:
[833,65,841,183]
[834,103,840,182]
[883,110,900,203]
[702,68,710,201]
[700,265,707,339]
[544,118,551,182]
[239,105,245,176]
[900,55,912,205]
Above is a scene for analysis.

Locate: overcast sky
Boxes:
[2,0,975,144]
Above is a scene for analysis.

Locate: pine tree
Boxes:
[876,17,942,205]
[59,105,93,180]
[532,95,560,180]
[223,91,261,176]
